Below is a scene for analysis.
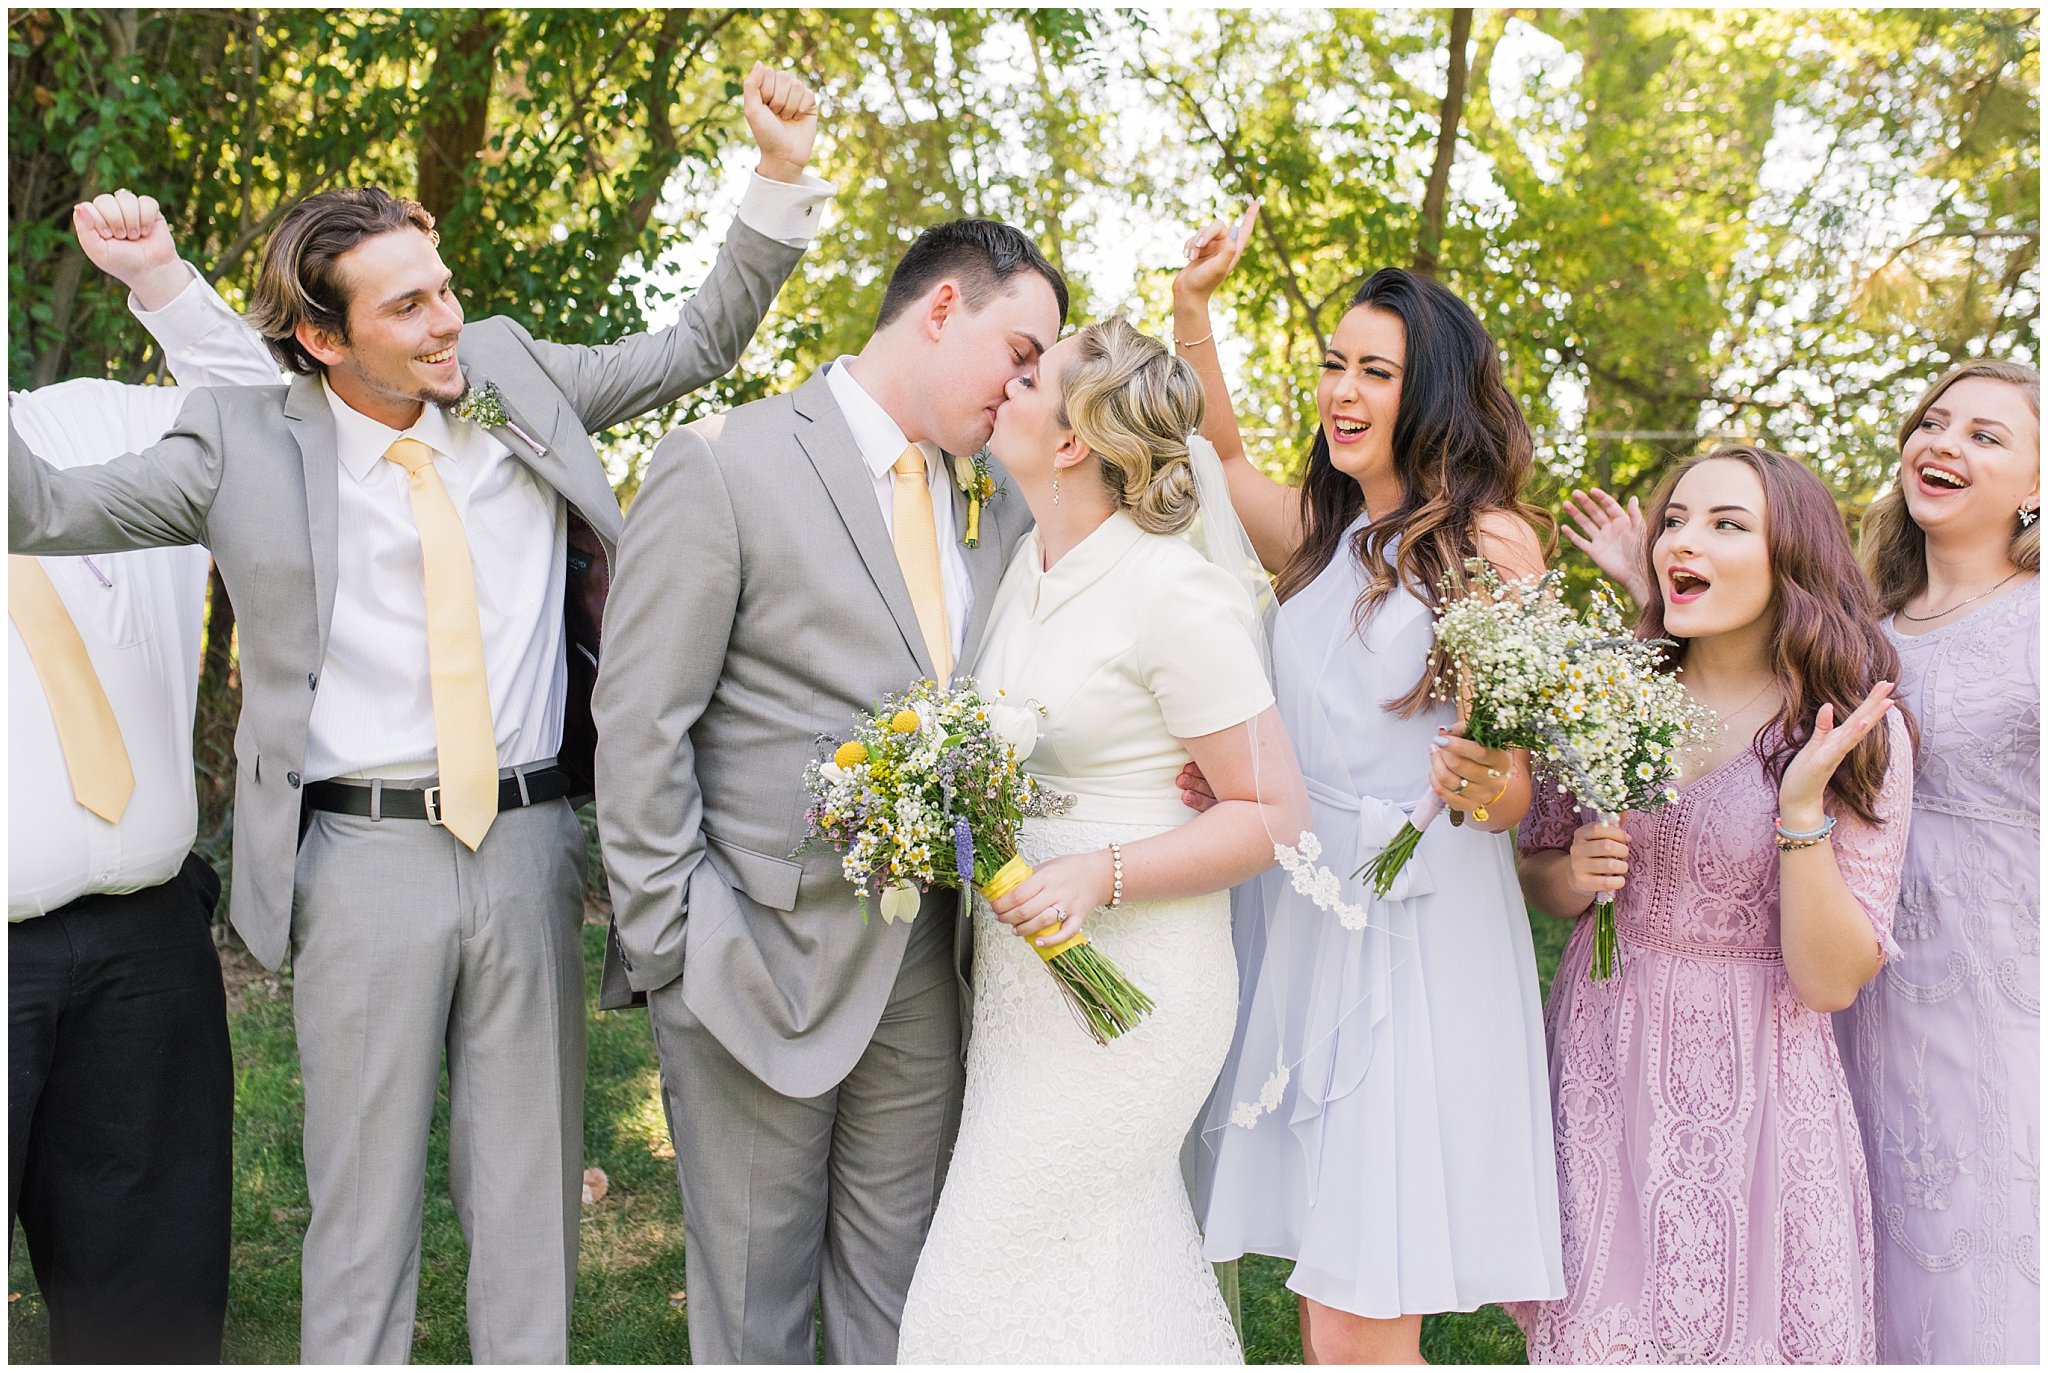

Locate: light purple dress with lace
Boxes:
[1511,714,1912,1363]
[1836,583,2040,1364]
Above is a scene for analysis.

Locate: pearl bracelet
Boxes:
[1107,842,1125,908]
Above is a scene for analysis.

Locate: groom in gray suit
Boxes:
[595,220,1067,1362]
[10,67,828,1363]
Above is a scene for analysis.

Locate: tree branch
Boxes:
[1413,8,1473,277]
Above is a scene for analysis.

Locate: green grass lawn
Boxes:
[10,898,1574,1364]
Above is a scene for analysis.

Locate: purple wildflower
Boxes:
[953,817,974,886]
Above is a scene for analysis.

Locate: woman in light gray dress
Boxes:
[1836,359,2040,1363]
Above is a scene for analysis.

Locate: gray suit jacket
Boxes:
[9,220,805,971]
[594,369,1031,1098]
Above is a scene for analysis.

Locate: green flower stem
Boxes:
[1359,821,1424,897]
[1590,892,1620,981]
[1045,942,1155,1044]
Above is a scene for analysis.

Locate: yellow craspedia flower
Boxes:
[891,709,920,734]
[833,740,868,768]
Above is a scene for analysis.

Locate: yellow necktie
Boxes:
[891,444,953,680]
[383,438,498,849]
[10,556,135,823]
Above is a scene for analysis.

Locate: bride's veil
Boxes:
[1181,435,1434,1217]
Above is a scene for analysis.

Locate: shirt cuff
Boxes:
[127,261,233,350]
[736,171,836,248]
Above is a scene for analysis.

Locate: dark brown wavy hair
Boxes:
[1638,445,1913,825]
[1274,268,1552,714]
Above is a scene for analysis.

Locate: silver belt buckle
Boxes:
[421,785,443,826]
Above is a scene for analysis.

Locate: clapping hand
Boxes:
[1561,487,1651,607]
[73,188,189,311]
[1173,201,1259,306]
[1776,683,1897,831]
[743,63,819,183]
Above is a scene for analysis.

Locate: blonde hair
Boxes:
[1861,359,2041,613]
[1056,316,1205,535]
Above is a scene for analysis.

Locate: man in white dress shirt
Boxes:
[10,191,279,1361]
[10,67,832,1362]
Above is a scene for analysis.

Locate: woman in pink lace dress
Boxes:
[1516,445,1914,1362]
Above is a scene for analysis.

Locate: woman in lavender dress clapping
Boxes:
[1836,360,2040,1364]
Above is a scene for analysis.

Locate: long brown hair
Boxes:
[1860,359,2041,613]
[1275,268,1552,714]
[1638,445,1911,825]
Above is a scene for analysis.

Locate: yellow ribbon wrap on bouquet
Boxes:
[976,853,1089,961]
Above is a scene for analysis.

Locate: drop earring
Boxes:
[1053,467,1061,506]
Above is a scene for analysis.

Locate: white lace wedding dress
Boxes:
[896,513,1271,1364]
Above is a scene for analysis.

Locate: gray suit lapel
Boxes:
[791,372,936,678]
[458,355,622,553]
[284,375,340,653]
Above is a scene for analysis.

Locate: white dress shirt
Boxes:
[9,267,280,919]
[306,173,835,782]
[823,358,973,660]
[304,392,569,782]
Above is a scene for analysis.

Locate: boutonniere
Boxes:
[451,380,507,430]
[954,450,1002,547]
[451,379,548,456]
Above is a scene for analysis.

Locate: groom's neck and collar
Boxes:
[832,217,1069,463]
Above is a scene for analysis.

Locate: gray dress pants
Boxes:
[290,797,587,1363]
[650,911,964,1363]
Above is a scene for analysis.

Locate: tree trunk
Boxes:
[414,10,504,226]
[1413,8,1474,278]
[201,562,237,695]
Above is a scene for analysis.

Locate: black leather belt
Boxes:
[304,765,575,824]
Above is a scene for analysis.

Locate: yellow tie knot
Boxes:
[383,437,438,477]
[893,445,927,480]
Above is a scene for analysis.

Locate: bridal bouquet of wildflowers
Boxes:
[804,679,1155,1042]
[1359,566,1714,982]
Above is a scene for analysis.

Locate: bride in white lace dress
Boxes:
[895,318,1309,1364]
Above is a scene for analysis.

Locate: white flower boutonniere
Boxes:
[452,380,507,430]
[954,450,1001,547]
[451,379,549,456]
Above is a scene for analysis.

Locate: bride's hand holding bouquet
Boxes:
[985,851,1111,953]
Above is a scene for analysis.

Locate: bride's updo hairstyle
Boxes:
[1057,317,1205,536]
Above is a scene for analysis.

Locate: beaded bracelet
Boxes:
[1773,814,1836,850]
[1107,842,1125,908]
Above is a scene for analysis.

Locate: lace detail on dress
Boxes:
[896,816,1242,1364]
[1513,721,1912,1363]
[1836,586,2041,1363]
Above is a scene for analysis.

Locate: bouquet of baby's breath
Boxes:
[1531,621,1717,981]
[1358,564,1590,895]
[1359,565,1716,979]
[804,679,1154,1043]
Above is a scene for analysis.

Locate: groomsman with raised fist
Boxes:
[10,190,278,1362]
[10,65,831,1362]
